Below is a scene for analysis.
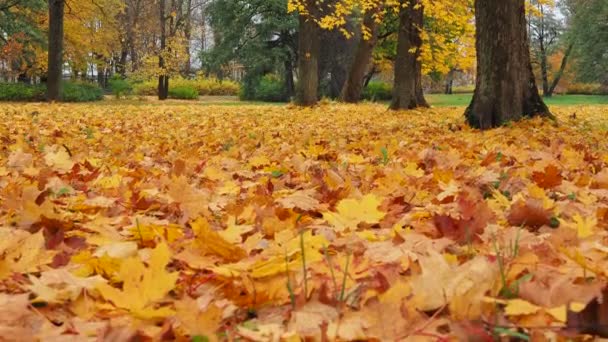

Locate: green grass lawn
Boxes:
[94,94,608,107]
[426,94,608,107]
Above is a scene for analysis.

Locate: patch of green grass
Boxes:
[426,94,608,107]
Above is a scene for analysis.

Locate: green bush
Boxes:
[452,85,475,94]
[254,74,286,102]
[61,81,104,102]
[168,85,199,100]
[566,83,608,95]
[109,77,133,98]
[0,81,103,102]
[132,77,240,97]
[362,81,392,101]
[0,83,46,101]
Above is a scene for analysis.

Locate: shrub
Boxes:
[0,83,46,101]
[109,77,133,98]
[452,85,475,94]
[61,81,104,102]
[566,83,608,95]
[362,81,392,101]
[132,77,240,97]
[254,74,286,102]
[168,85,199,100]
[0,81,103,102]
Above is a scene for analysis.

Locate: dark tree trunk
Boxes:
[390,0,428,110]
[284,57,295,99]
[47,0,65,102]
[158,0,169,100]
[539,34,550,96]
[445,69,454,94]
[295,0,320,106]
[183,0,192,76]
[547,42,573,96]
[363,64,377,87]
[340,9,379,103]
[465,0,553,130]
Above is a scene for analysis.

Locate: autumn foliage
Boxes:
[1,103,608,339]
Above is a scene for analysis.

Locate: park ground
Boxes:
[1,100,608,340]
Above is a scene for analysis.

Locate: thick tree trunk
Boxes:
[390,0,428,110]
[465,0,553,129]
[547,42,573,96]
[340,10,379,103]
[47,0,65,102]
[158,0,169,100]
[295,1,320,106]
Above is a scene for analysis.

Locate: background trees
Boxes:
[0,0,605,108]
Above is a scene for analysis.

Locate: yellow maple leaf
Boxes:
[192,217,247,261]
[571,213,596,239]
[0,230,54,280]
[504,299,540,316]
[323,194,385,232]
[44,145,74,173]
[96,242,178,319]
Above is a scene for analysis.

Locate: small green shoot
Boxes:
[191,336,210,342]
[300,229,308,298]
[549,216,560,228]
[567,192,576,201]
[285,249,296,309]
[380,146,389,165]
[271,170,284,178]
[493,327,529,341]
[496,151,503,162]
[323,245,339,298]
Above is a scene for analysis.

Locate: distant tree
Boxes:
[204,0,297,101]
[47,0,65,101]
[465,0,553,129]
[566,0,608,87]
[0,0,46,81]
[528,0,573,97]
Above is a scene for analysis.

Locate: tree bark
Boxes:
[295,0,320,106]
[340,9,379,103]
[183,0,192,76]
[284,57,295,99]
[390,0,428,110]
[547,42,573,96]
[465,0,553,130]
[445,70,454,94]
[47,0,65,102]
[158,0,169,100]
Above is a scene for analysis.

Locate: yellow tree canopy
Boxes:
[288,0,475,76]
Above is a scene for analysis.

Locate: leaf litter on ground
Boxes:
[0,103,608,340]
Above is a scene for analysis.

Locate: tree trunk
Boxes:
[445,69,454,94]
[284,57,295,99]
[547,42,573,96]
[390,0,428,110]
[158,0,168,100]
[183,0,192,76]
[465,0,553,130]
[539,35,550,97]
[47,0,65,102]
[295,1,320,106]
[340,9,379,103]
